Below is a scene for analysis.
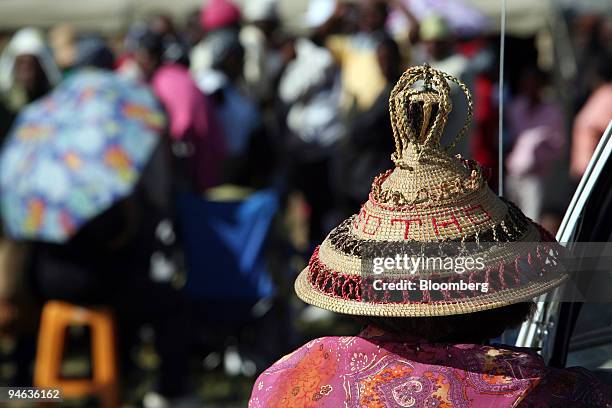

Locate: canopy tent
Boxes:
[464,0,553,37]
[0,0,609,35]
[460,0,612,36]
[0,0,201,33]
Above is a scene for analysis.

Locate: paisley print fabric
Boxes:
[250,326,612,407]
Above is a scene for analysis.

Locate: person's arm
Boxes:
[389,0,420,43]
[570,88,611,181]
[570,121,601,181]
[314,2,352,41]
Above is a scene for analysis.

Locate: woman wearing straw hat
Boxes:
[249,65,611,407]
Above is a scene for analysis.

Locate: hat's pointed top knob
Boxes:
[389,64,473,169]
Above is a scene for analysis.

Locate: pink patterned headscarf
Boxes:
[250,326,611,407]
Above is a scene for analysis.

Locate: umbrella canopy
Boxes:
[0,70,165,242]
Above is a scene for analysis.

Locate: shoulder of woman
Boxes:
[249,336,355,406]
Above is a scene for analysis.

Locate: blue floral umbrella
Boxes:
[0,70,165,242]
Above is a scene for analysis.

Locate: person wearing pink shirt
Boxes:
[134,30,227,192]
[506,67,565,222]
[571,56,612,182]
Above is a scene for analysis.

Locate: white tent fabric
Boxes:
[0,0,202,33]
[0,0,608,35]
[0,0,302,33]
[462,0,611,36]
[463,0,552,36]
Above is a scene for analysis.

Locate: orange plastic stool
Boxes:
[34,301,119,408]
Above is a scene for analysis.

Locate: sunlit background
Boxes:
[0,0,610,406]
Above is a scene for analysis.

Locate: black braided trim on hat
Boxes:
[327,199,531,259]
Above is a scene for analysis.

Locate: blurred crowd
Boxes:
[0,0,610,405]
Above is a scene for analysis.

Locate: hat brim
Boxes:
[295,266,567,317]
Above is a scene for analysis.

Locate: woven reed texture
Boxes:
[294,64,567,317]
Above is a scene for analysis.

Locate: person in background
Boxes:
[190,0,242,78]
[134,30,227,192]
[116,21,149,81]
[0,230,35,387]
[277,0,344,244]
[240,0,285,105]
[469,38,499,190]
[416,15,465,77]
[117,14,190,81]
[183,8,206,49]
[31,188,195,408]
[194,30,271,188]
[570,53,612,182]
[0,27,61,137]
[321,0,392,114]
[571,15,612,115]
[0,27,61,387]
[47,24,78,75]
[0,28,59,372]
[148,13,191,67]
[73,36,116,71]
[506,67,565,222]
[334,37,400,216]
[0,101,11,147]
[317,0,417,115]
[415,14,474,158]
[200,0,241,33]
[47,27,115,77]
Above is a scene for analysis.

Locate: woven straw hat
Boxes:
[295,64,567,317]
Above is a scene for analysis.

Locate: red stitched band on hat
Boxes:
[305,239,560,305]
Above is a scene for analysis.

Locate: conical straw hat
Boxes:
[295,64,567,317]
